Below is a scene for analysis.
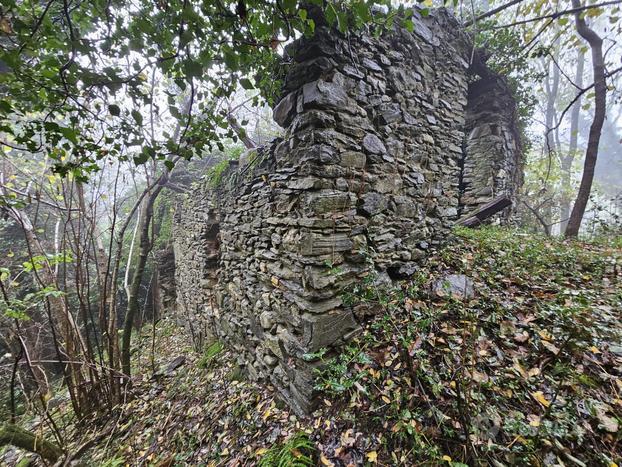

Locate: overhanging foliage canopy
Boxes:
[0,0,419,179]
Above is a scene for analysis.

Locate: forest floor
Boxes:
[4,227,622,466]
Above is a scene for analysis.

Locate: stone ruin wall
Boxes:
[461,63,523,217]
[172,8,523,414]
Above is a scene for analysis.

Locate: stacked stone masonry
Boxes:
[172,8,523,414]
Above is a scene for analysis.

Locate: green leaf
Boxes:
[282,0,296,11]
[133,147,151,164]
[325,3,337,26]
[336,12,348,33]
[59,126,78,144]
[223,49,239,71]
[184,59,203,78]
[239,78,254,90]
[4,308,30,321]
[352,1,371,23]
[0,100,13,113]
[0,267,10,281]
[108,104,121,116]
[131,110,143,125]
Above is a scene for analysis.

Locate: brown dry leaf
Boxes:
[0,17,12,34]
[513,360,528,379]
[407,336,421,358]
[595,405,619,433]
[471,370,489,383]
[340,429,356,447]
[542,340,560,355]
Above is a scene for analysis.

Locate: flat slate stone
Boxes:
[433,274,475,299]
[273,91,298,128]
[362,134,387,155]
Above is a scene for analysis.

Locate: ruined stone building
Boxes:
[171,8,523,414]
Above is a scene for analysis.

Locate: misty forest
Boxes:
[0,0,621,465]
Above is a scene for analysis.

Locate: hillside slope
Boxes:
[6,228,621,466]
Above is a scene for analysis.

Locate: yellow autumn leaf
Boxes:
[320,453,334,466]
[609,462,618,467]
[513,360,528,379]
[366,451,378,463]
[531,391,551,407]
[442,455,452,462]
[527,367,541,378]
[381,395,391,404]
[528,415,541,427]
[255,448,268,456]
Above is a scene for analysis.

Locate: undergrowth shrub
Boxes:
[197,341,224,369]
[257,432,316,467]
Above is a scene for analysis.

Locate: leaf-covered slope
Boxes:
[65,228,621,466]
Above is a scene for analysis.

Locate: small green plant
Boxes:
[205,144,244,188]
[100,456,125,467]
[323,259,344,276]
[197,341,224,369]
[206,159,232,188]
[311,344,372,394]
[257,432,316,467]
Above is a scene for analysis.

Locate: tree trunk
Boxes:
[120,178,167,377]
[565,0,606,238]
[560,49,585,233]
[119,91,193,378]
[227,114,256,149]
[541,51,560,229]
[0,423,63,462]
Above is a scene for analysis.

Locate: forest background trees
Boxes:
[0,0,621,459]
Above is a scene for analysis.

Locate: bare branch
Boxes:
[476,0,622,29]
